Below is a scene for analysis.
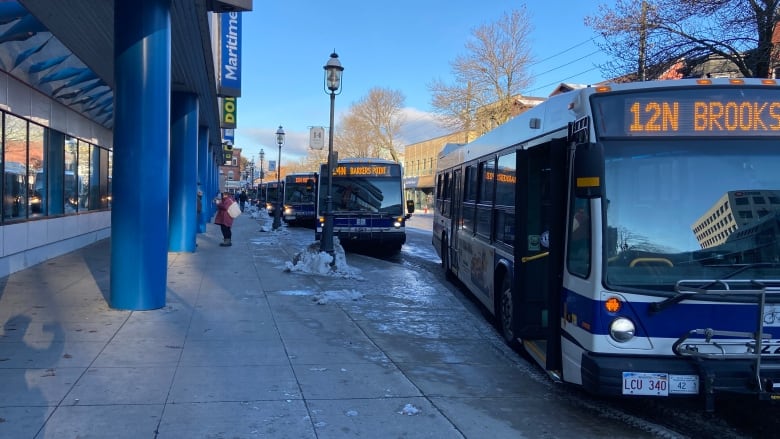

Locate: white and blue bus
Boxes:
[263,179,283,216]
[283,172,318,227]
[433,78,780,410]
[317,158,414,253]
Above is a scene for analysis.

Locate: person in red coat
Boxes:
[214,193,236,247]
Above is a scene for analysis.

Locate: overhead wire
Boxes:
[523,37,605,95]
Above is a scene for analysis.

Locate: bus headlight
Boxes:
[393,217,403,228]
[609,317,635,343]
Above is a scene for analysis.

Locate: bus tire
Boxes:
[441,235,452,279]
[498,274,519,348]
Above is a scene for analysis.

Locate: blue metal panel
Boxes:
[169,92,199,251]
[110,0,171,310]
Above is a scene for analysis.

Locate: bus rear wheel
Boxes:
[498,275,519,348]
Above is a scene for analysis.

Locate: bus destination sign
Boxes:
[333,164,400,177]
[594,88,780,137]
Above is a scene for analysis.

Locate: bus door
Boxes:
[449,168,463,276]
[514,138,567,372]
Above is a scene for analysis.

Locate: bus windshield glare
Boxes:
[321,164,403,215]
[284,177,315,204]
[602,138,780,289]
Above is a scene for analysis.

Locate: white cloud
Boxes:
[397,107,450,145]
[235,107,452,162]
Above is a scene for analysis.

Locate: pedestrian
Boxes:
[214,192,236,247]
[239,190,248,211]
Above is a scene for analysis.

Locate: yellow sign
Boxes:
[221,97,237,129]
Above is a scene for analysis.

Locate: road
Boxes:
[397,213,780,439]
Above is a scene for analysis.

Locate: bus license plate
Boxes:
[622,372,669,396]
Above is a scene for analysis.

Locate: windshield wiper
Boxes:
[649,263,780,314]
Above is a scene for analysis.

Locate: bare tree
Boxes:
[334,87,406,162]
[334,113,374,159]
[586,0,780,80]
[429,7,534,133]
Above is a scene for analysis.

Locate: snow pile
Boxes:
[398,403,421,416]
[285,238,362,278]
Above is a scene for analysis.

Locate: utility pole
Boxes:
[638,0,648,81]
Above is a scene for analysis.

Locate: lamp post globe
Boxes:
[321,51,343,254]
[272,126,285,230]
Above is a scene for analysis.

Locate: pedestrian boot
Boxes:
[220,238,232,247]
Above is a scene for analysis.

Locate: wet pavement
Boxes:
[0,209,668,438]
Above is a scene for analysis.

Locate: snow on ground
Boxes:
[247,205,362,278]
[274,288,365,304]
[284,238,362,279]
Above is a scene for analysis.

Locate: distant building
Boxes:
[219,147,242,194]
[404,132,467,212]
[402,94,545,211]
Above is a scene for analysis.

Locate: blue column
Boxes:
[169,92,199,251]
[110,0,171,310]
[210,146,219,215]
[197,126,209,233]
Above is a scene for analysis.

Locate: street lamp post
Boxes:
[320,51,344,254]
[272,125,285,230]
[249,158,255,193]
[259,148,265,187]
[259,148,265,207]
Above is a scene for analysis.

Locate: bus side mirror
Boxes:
[572,142,604,199]
[406,199,415,215]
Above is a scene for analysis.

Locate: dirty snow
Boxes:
[284,238,363,279]
[398,403,421,416]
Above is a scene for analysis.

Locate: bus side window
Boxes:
[567,197,591,278]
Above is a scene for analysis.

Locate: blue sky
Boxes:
[233,1,613,165]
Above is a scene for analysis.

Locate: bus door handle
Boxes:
[521,252,549,263]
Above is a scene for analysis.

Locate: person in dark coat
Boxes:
[239,190,248,211]
[214,192,236,247]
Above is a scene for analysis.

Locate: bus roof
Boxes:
[437,77,780,169]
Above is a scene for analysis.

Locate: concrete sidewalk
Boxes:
[0,209,660,438]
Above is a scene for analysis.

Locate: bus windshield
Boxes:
[603,139,780,289]
[326,176,403,215]
[284,178,315,204]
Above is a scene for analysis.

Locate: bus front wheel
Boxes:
[441,236,452,279]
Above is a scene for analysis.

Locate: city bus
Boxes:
[433,78,780,410]
[316,158,414,253]
[283,172,318,227]
[264,180,283,217]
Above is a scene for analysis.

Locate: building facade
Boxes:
[0,0,252,310]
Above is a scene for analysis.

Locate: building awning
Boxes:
[404,175,434,189]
